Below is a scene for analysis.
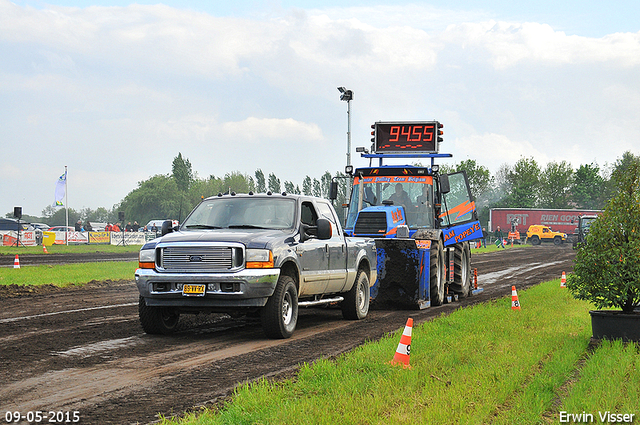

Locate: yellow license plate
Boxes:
[182,284,205,296]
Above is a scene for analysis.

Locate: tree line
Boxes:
[7,151,639,228]
[442,151,639,225]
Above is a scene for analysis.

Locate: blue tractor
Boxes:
[332,121,483,309]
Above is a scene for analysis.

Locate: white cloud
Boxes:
[443,20,640,69]
[222,117,323,141]
[452,133,548,170]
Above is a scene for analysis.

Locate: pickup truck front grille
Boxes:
[354,211,387,235]
[160,246,241,271]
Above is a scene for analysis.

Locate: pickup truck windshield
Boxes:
[183,197,296,230]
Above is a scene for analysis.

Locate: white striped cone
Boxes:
[390,318,413,369]
[13,254,20,269]
[511,286,521,310]
[560,272,566,288]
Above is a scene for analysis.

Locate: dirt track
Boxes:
[0,245,575,424]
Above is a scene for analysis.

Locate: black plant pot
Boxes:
[590,310,640,342]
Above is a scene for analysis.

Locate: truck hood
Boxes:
[154,228,295,249]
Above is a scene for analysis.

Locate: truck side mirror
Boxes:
[316,218,332,240]
[299,218,332,242]
[439,174,450,194]
[161,220,174,236]
[329,181,338,200]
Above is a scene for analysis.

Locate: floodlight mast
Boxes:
[337,87,353,168]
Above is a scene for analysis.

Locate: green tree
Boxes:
[222,171,253,194]
[46,207,80,226]
[302,176,312,195]
[119,175,181,225]
[603,151,640,202]
[567,158,640,312]
[172,152,194,191]
[538,161,574,208]
[331,171,351,224]
[41,205,57,220]
[321,171,332,199]
[571,163,604,209]
[89,207,112,222]
[504,157,540,208]
[268,173,281,193]
[255,169,266,193]
[284,181,296,194]
[453,159,492,202]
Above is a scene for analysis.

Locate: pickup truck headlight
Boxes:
[139,242,157,269]
[246,249,274,268]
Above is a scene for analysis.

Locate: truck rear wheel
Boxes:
[430,240,445,306]
[341,268,370,320]
[138,296,180,335]
[261,274,298,339]
[450,242,471,297]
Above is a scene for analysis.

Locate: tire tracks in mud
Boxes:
[0,245,576,424]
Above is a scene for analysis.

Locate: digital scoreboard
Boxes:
[372,121,442,154]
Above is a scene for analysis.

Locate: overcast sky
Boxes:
[2,0,640,218]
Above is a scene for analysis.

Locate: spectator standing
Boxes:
[85,221,93,232]
[112,223,121,232]
[75,220,82,231]
[495,226,505,248]
[125,222,133,232]
[132,221,140,232]
[481,227,487,248]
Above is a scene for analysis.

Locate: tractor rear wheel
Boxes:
[451,242,472,297]
[430,240,445,306]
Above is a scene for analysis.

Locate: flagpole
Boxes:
[65,165,68,246]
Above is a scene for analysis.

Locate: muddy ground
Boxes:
[0,245,575,424]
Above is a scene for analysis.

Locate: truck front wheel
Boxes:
[554,236,563,245]
[138,296,180,335]
[261,274,298,339]
[530,236,541,246]
[342,268,370,320]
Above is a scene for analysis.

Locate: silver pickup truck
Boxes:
[135,193,377,338]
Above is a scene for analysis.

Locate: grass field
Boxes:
[158,280,639,425]
[0,261,138,286]
[0,243,139,286]
[0,244,140,255]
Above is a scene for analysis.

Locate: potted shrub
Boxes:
[566,160,640,342]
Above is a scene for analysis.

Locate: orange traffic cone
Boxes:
[560,271,566,288]
[13,254,20,269]
[511,286,521,310]
[390,318,413,369]
[43,245,49,254]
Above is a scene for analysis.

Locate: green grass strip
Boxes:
[161,280,600,425]
[558,340,640,422]
[0,244,140,255]
[0,261,138,287]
